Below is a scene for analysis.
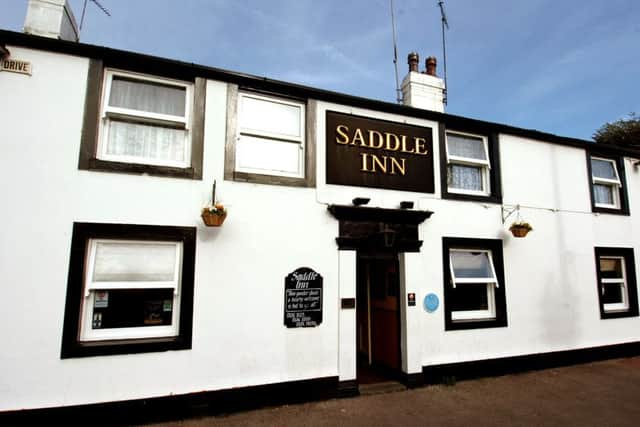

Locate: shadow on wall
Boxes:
[539,146,583,349]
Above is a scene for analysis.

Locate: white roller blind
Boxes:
[93,242,177,282]
[240,95,302,139]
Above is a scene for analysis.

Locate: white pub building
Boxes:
[1,0,639,422]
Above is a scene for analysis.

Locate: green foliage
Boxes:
[593,113,640,147]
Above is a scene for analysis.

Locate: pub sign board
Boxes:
[326,111,434,193]
[284,267,323,328]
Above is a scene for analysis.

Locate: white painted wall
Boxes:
[314,102,640,370]
[1,45,639,412]
[0,47,338,411]
[414,135,640,367]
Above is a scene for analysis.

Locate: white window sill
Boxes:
[452,310,496,322]
[447,187,490,197]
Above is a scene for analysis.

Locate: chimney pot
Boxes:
[408,52,419,73]
[425,56,437,76]
[401,52,445,112]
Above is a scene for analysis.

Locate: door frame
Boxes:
[356,251,402,383]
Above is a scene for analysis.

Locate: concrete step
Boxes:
[358,381,407,396]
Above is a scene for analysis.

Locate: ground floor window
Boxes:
[442,237,507,330]
[61,223,196,358]
[594,247,639,319]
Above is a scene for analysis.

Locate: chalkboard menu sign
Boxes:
[284,267,323,328]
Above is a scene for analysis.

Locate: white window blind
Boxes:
[86,240,181,294]
[236,93,305,178]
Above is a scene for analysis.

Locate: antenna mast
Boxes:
[390,0,402,104]
[79,0,111,33]
[437,1,449,105]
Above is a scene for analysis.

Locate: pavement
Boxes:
[147,356,640,426]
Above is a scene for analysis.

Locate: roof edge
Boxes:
[2,29,639,158]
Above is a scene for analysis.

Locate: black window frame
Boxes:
[442,237,508,331]
[594,247,639,319]
[61,222,196,358]
[439,123,502,204]
[586,151,629,215]
[224,85,316,188]
[78,59,206,180]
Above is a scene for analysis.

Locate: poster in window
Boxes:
[144,300,164,325]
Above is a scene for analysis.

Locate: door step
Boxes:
[358,381,407,396]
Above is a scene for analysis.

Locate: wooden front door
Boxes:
[357,254,401,381]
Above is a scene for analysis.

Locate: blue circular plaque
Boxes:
[424,293,439,313]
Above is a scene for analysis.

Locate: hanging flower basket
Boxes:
[201,204,227,227]
[509,221,532,238]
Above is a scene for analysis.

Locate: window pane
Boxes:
[602,283,624,305]
[91,289,174,329]
[591,158,617,180]
[447,134,487,160]
[109,77,186,117]
[449,164,483,191]
[106,120,186,163]
[450,283,489,312]
[600,258,623,279]
[237,135,301,175]
[240,96,302,138]
[93,242,177,282]
[451,251,495,279]
[593,184,614,205]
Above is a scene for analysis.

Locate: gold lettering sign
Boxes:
[326,111,434,193]
[0,59,32,76]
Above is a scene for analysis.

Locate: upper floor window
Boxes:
[587,154,629,215]
[590,157,621,209]
[98,70,192,168]
[445,132,490,196]
[594,247,639,319]
[439,125,501,204]
[236,92,305,178]
[224,85,315,187]
[79,60,206,179]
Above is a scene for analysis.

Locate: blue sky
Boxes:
[2,0,639,140]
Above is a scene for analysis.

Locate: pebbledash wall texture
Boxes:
[1,0,640,419]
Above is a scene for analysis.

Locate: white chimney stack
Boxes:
[401,52,445,113]
[23,0,79,42]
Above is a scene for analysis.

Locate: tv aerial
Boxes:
[389,0,402,104]
[437,1,449,105]
[79,0,111,33]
